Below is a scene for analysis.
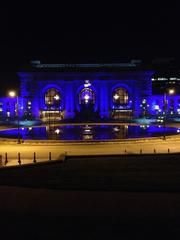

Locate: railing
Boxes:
[0,152,67,168]
[0,148,173,168]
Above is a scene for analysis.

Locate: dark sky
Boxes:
[0,2,178,94]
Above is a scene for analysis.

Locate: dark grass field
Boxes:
[1,153,180,191]
[1,154,180,239]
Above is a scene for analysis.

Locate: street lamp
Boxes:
[47,101,51,130]
[53,94,60,121]
[8,91,21,144]
[163,88,175,140]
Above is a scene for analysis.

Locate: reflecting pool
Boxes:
[0,124,179,141]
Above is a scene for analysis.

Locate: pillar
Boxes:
[64,82,75,119]
[99,81,109,118]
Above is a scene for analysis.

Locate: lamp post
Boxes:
[163,88,175,140]
[8,91,21,144]
[47,101,51,130]
[54,94,60,122]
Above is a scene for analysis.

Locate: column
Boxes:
[64,82,75,119]
[99,81,109,118]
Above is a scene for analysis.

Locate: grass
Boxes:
[1,153,180,191]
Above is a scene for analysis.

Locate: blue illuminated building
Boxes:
[0,60,180,121]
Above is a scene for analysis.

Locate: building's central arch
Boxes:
[77,87,97,119]
[79,88,95,106]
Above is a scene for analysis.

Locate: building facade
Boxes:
[0,61,180,121]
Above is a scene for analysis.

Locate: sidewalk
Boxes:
[1,135,180,167]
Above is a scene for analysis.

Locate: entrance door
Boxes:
[77,88,97,119]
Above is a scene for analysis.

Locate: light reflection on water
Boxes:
[0,125,178,141]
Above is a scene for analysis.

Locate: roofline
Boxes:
[30,62,140,69]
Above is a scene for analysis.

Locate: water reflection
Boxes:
[81,125,93,140]
[113,125,128,139]
[46,126,62,140]
[0,124,178,141]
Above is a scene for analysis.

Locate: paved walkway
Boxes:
[1,135,180,167]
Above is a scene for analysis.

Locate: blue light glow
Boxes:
[0,66,179,121]
[0,125,178,140]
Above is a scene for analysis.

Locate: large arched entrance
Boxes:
[111,87,132,119]
[79,88,95,106]
[40,88,64,121]
[77,88,97,119]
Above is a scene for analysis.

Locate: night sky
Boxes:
[0,2,178,95]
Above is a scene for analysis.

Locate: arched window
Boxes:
[113,88,128,105]
[45,88,61,106]
[79,88,95,105]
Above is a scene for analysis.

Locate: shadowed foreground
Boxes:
[0,214,180,239]
[1,154,180,239]
[1,186,180,239]
[1,154,180,191]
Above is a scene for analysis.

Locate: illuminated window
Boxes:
[0,103,3,114]
[0,104,3,118]
[169,99,174,114]
[45,88,61,106]
[154,105,160,110]
[113,88,128,105]
[178,99,180,107]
